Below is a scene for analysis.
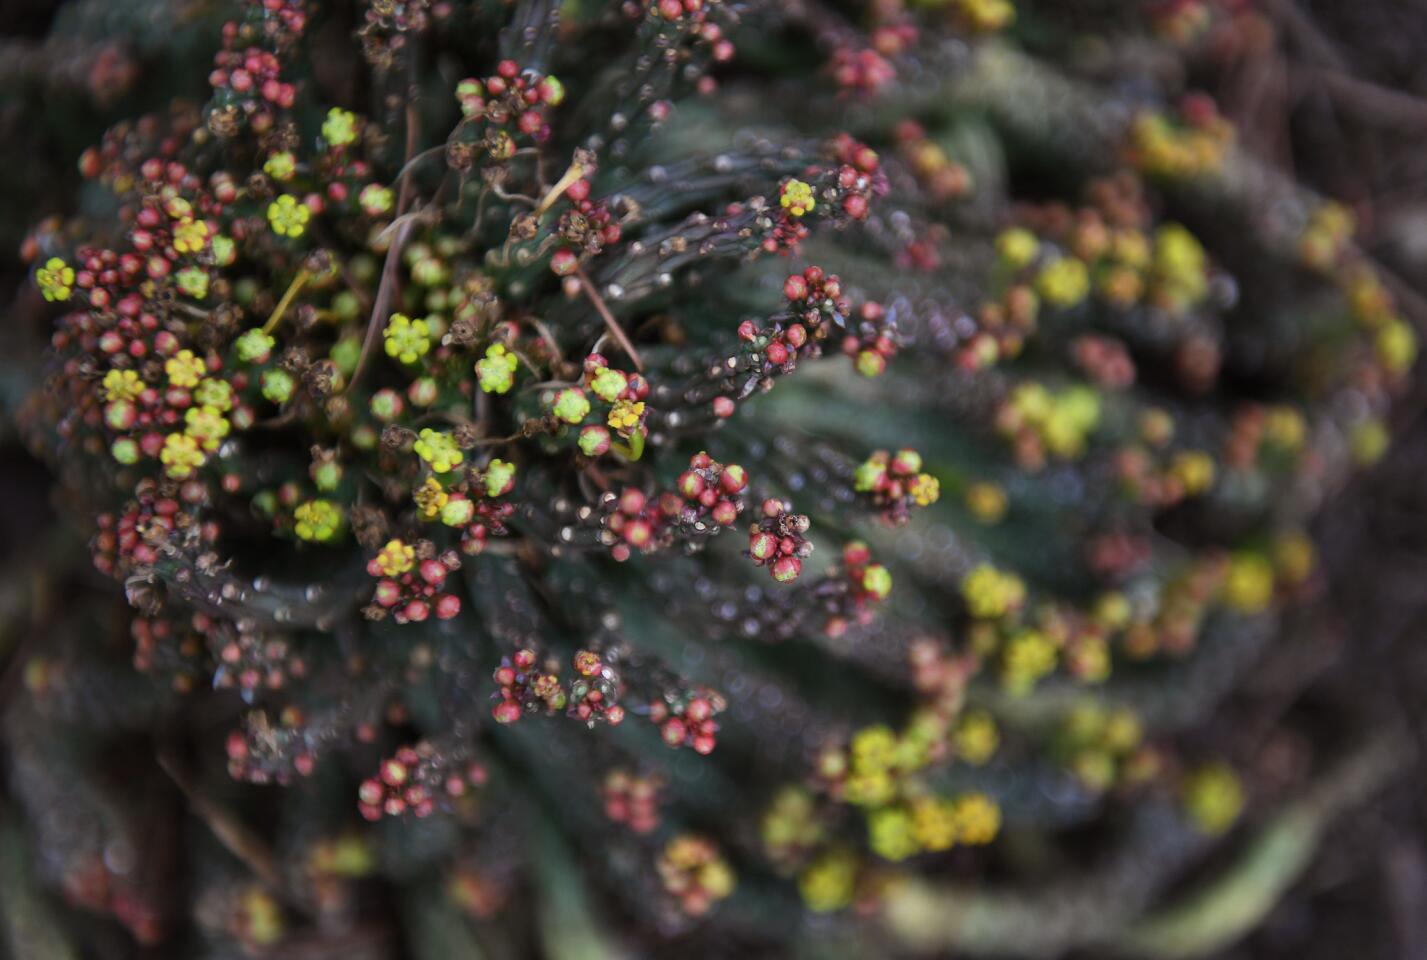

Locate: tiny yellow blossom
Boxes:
[172,218,210,255]
[951,792,1001,844]
[160,432,206,478]
[780,178,816,217]
[36,257,75,302]
[414,476,449,519]
[607,399,645,433]
[268,194,311,238]
[375,539,415,576]
[165,349,206,388]
[102,369,145,402]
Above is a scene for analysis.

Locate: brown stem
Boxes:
[574,263,643,371]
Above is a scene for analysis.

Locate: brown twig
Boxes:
[574,263,643,371]
[157,752,287,896]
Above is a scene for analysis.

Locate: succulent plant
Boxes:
[4,0,1419,956]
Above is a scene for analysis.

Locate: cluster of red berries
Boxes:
[92,487,180,578]
[458,499,517,555]
[825,135,886,220]
[650,688,724,755]
[568,650,626,726]
[667,452,748,535]
[491,649,567,724]
[602,769,663,834]
[1072,335,1137,389]
[456,60,563,153]
[822,541,895,636]
[908,636,978,706]
[357,742,488,820]
[364,540,464,623]
[732,266,846,378]
[208,42,294,130]
[747,498,813,583]
[599,454,745,558]
[840,300,898,377]
[224,709,322,785]
[130,613,203,688]
[552,178,623,266]
[603,487,668,561]
[853,448,940,525]
[830,46,897,98]
[211,622,306,698]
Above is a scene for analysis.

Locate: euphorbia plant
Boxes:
[7,0,1418,956]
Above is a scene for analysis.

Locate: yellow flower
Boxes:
[1036,256,1090,307]
[954,710,999,765]
[961,565,1026,620]
[194,378,234,412]
[964,482,1008,523]
[1182,763,1243,835]
[909,473,940,507]
[607,399,645,432]
[375,539,415,576]
[951,792,1001,844]
[868,806,919,861]
[414,476,449,519]
[102,369,145,402]
[36,257,75,302]
[165,349,206,388]
[383,313,431,365]
[413,429,463,474]
[1001,628,1057,695]
[172,218,210,255]
[184,404,230,452]
[911,797,959,852]
[322,107,359,147]
[994,228,1039,268]
[850,725,898,773]
[1223,552,1274,614]
[160,432,206,478]
[294,499,344,542]
[268,194,311,238]
[799,851,857,913]
[779,178,816,217]
[1170,450,1216,496]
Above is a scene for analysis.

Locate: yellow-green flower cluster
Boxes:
[267,194,311,238]
[869,791,1002,861]
[165,349,206,388]
[1035,256,1090,308]
[961,564,1026,620]
[1000,381,1102,461]
[1128,110,1232,179]
[36,257,75,302]
[414,429,463,474]
[321,107,359,147]
[1055,702,1147,792]
[953,0,1015,32]
[780,178,816,217]
[1222,551,1274,614]
[760,787,824,867]
[294,499,344,542]
[1151,224,1209,312]
[160,432,205,479]
[798,850,858,913]
[953,710,999,765]
[184,405,230,452]
[1000,627,1057,694]
[102,369,145,402]
[1181,762,1244,835]
[383,313,431,365]
[476,343,519,393]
